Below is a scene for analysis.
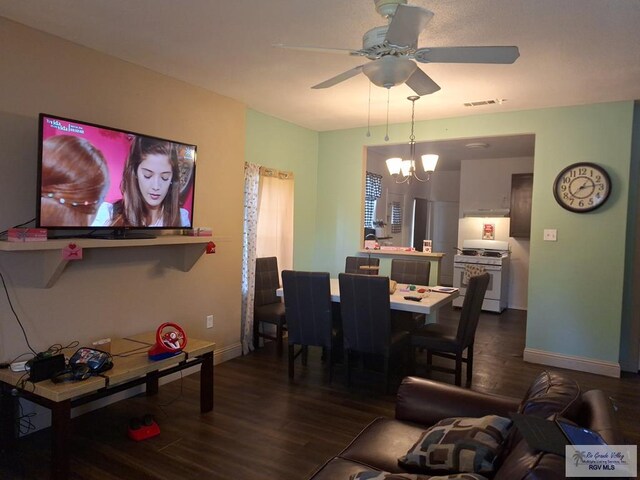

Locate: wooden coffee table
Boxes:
[0,332,215,480]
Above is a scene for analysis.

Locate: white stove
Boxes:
[452,240,510,312]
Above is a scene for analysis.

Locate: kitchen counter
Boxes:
[358,249,445,285]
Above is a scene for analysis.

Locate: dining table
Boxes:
[276,278,458,321]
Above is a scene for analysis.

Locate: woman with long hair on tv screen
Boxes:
[92,136,190,227]
[40,135,110,227]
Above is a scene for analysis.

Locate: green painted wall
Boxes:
[245,109,319,269]
[314,102,635,365]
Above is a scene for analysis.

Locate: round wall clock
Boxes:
[553,162,611,213]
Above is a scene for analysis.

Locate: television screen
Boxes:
[36,114,196,234]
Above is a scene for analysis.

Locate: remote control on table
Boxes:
[404,296,422,302]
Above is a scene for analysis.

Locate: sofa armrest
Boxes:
[578,390,625,445]
[395,376,521,425]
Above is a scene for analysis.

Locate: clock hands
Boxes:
[572,179,594,195]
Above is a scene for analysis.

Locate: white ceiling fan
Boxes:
[276,0,520,95]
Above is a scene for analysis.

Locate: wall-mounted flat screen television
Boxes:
[36,114,196,238]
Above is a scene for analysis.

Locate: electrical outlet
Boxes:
[543,229,558,241]
[206,314,214,329]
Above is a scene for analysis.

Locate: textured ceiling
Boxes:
[1,0,639,132]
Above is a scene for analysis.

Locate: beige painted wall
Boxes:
[0,19,245,362]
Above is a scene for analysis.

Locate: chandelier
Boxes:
[386,95,439,183]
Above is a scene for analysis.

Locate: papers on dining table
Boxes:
[429,286,459,294]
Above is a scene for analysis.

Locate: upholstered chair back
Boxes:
[456,272,490,348]
[338,273,392,354]
[282,270,333,347]
[390,259,431,285]
[345,256,380,274]
[254,257,281,307]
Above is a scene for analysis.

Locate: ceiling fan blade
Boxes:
[312,65,365,89]
[405,68,441,96]
[414,46,520,64]
[273,43,360,56]
[385,4,434,48]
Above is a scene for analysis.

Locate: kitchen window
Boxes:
[364,171,382,227]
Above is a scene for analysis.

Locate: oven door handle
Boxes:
[454,263,502,271]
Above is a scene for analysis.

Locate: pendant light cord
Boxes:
[384,89,390,142]
[366,82,371,137]
[409,96,417,160]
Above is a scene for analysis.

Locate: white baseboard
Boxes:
[214,341,242,364]
[507,304,527,311]
[523,347,620,378]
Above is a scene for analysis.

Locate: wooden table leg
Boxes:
[146,370,159,396]
[200,352,214,413]
[51,399,71,480]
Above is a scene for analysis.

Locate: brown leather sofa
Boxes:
[308,371,626,480]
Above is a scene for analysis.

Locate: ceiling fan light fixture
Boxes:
[374,0,407,18]
[362,56,417,89]
[421,154,439,172]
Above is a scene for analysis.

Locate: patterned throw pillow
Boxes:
[349,472,489,480]
[398,415,512,474]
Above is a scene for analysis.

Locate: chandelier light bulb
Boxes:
[386,157,402,175]
[421,154,439,172]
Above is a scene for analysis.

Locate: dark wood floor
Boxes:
[1,306,639,479]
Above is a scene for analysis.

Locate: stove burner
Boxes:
[482,251,504,258]
[455,248,480,256]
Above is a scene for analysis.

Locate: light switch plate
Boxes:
[544,229,557,241]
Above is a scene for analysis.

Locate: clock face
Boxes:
[553,163,611,213]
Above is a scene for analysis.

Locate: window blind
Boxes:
[390,201,402,233]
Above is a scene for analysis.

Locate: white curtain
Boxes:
[255,169,294,269]
[240,164,294,355]
[240,163,260,355]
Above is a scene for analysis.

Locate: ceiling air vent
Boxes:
[463,99,506,107]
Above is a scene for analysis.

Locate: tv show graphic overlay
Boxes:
[38,114,196,229]
[565,445,637,477]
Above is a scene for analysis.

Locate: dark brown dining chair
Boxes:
[390,258,431,332]
[338,273,410,392]
[390,258,431,285]
[281,270,342,382]
[253,257,286,356]
[345,256,380,275]
[410,272,490,387]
